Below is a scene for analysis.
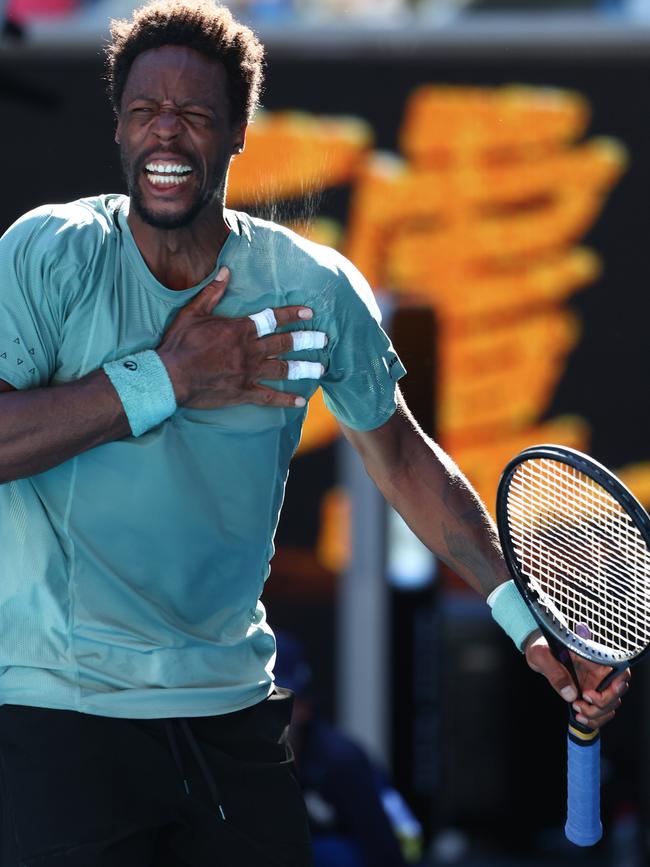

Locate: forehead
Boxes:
[123,45,228,109]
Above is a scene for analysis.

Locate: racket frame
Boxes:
[496,443,650,674]
[495,443,650,847]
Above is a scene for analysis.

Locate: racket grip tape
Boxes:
[565,725,602,846]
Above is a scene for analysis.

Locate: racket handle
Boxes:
[565,722,602,846]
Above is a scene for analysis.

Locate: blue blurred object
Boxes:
[622,0,650,18]
[597,0,625,12]
[273,629,313,695]
[312,836,365,867]
[249,0,295,23]
[386,508,437,591]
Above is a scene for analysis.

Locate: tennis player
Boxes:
[0,2,629,864]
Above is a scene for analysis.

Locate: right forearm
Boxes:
[0,370,131,483]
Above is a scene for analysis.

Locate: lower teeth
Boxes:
[147,174,189,185]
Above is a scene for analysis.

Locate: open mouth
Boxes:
[143,162,194,187]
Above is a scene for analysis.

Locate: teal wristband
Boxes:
[488,580,539,652]
[103,350,177,437]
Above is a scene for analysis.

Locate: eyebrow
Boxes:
[126,94,216,111]
[179,100,216,113]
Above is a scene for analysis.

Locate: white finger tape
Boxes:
[287,361,324,381]
[292,331,327,351]
[249,308,278,338]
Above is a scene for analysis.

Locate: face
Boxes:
[116,45,246,230]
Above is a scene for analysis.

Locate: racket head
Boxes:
[497,444,650,668]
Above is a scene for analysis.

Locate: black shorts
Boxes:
[0,689,313,867]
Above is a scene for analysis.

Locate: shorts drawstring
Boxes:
[165,718,226,820]
[180,718,227,821]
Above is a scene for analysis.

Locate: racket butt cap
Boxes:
[564,821,602,847]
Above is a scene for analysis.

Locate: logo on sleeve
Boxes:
[0,338,37,376]
[384,355,401,381]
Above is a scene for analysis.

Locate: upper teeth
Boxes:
[145,163,192,174]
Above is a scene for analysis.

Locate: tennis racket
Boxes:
[496,444,650,846]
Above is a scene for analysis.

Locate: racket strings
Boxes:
[524,462,650,582]
[512,509,648,653]
[510,468,649,654]
[509,495,650,602]
[515,532,644,655]
[510,475,648,597]
[512,462,649,578]
[507,459,650,658]
[525,461,641,537]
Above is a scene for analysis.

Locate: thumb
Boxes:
[188,266,230,314]
[526,637,578,703]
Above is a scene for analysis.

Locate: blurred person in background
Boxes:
[5,0,77,24]
[2,0,76,37]
[274,630,423,867]
[0,1,630,865]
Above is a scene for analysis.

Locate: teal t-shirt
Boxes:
[0,195,405,718]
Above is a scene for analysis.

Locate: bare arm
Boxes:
[0,373,131,483]
[0,270,322,484]
[340,387,507,597]
[341,388,630,726]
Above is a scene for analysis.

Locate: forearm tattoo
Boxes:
[442,523,496,594]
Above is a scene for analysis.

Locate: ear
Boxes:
[232,122,247,155]
[115,119,122,146]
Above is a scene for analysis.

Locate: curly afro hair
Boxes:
[105,0,265,125]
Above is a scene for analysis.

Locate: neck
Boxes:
[127,201,231,291]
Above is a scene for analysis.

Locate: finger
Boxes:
[573,656,629,692]
[573,709,617,731]
[573,657,612,682]
[257,360,325,381]
[526,639,579,703]
[287,361,324,381]
[257,360,289,380]
[607,668,631,693]
[250,385,306,408]
[187,267,230,315]
[291,331,328,351]
[249,308,277,338]
[573,695,621,722]
[583,670,630,707]
[258,332,295,356]
[271,306,314,328]
[258,330,328,357]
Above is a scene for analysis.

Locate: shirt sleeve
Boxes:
[0,209,61,389]
[318,255,406,431]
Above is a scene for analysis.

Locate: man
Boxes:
[0,2,628,865]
